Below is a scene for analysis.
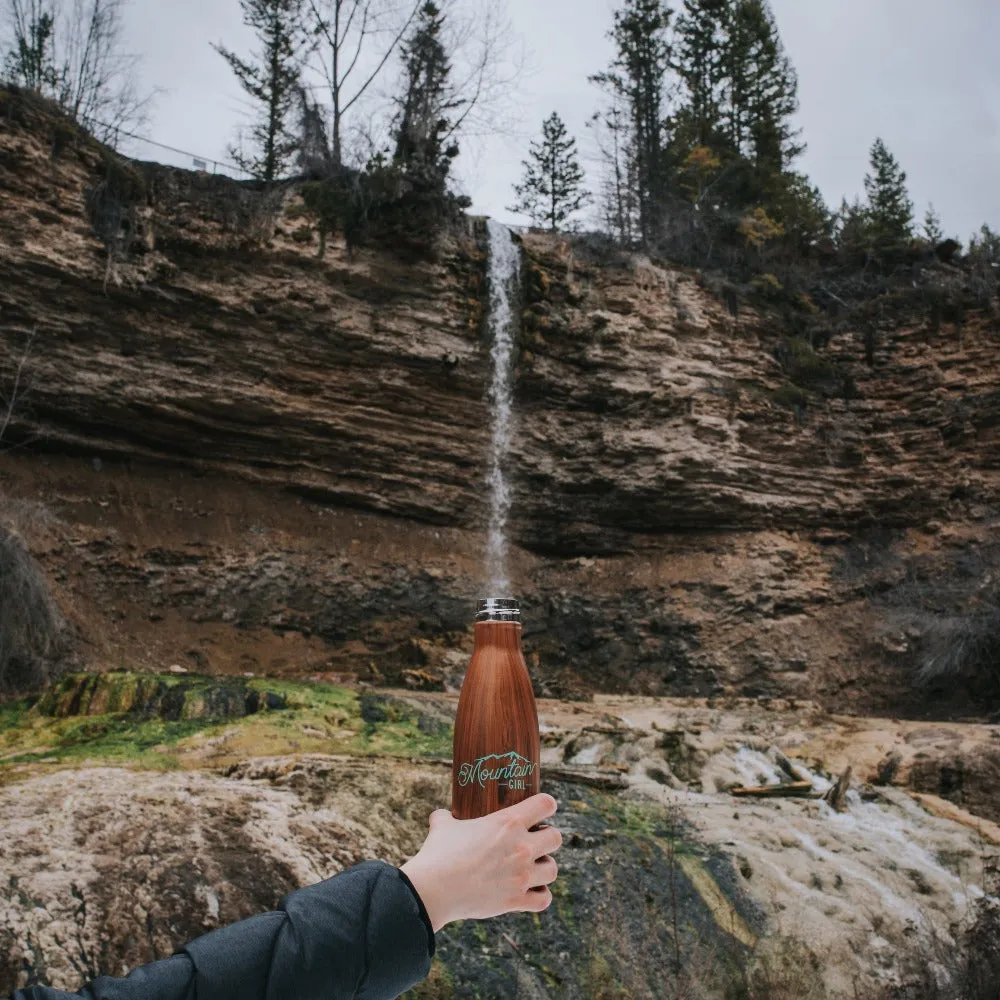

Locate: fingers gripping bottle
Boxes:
[452,599,541,820]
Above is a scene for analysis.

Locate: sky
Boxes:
[122,0,1000,242]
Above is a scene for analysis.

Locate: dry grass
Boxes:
[915,610,1000,693]
[872,867,1000,1000]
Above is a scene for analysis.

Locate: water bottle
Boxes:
[452,598,540,819]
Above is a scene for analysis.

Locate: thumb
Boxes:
[429,808,453,830]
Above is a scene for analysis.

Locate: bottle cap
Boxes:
[476,598,520,623]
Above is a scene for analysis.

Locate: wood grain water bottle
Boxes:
[452,598,540,819]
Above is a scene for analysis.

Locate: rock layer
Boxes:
[3,90,998,550]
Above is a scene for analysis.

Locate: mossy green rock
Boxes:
[34,672,287,721]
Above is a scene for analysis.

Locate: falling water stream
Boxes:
[484,220,522,596]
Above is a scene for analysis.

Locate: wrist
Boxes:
[400,857,452,933]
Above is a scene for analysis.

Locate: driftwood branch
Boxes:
[581,725,643,738]
[823,767,852,812]
[543,767,629,790]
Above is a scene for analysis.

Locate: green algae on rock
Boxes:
[0,675,452,773]
[34,671,288,721]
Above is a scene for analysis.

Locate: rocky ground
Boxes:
[1,676,998,998]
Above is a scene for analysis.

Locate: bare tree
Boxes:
[434,0,523,147]
[304,0,421,168]
[58,0,150,142]
[2,0,59,91]
[588,96,639,246]
[1,0,152,143]
[300,0,523,172]
[0,327,36,447]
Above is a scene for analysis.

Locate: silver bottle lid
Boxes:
[476,598,520,623]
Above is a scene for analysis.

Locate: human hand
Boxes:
[400,793,562,932]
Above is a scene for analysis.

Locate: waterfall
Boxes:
[484,219,521,596]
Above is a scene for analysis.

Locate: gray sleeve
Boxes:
[8,861,433,1000]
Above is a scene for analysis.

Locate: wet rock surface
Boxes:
[1,686,997,998]
[5,454,999,718]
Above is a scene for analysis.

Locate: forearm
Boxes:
[8,862,433,1000]
[10,954,196,1000]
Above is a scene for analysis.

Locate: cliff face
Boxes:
[0,94,491,528]
[513,238,999,551]
[2,89,999,714]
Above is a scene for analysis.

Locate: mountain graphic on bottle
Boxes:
[456,750,537,790]
[452,599,540,819]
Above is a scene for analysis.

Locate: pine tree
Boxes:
[393,2,460,188]
[922,203,944,245]
[863,137,913,251]
[834,195,877,264]
[772,171,831,254]
[673,0,728,149]
[214,0,307,182]
[723,0,801,173]
[591,0,672,243]
[508,113,589,232]
[671,0,800,221]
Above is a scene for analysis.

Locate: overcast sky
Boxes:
[124,0,1000,242]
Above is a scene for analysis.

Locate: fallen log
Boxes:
[731,781,816,799]
[580,725,638,737]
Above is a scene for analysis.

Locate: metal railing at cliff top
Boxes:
[94,119,259,181]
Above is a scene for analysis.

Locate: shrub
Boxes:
[774,337,844,396]
[965,225,1000,315]
[739,209,785,251]
[770,383,809,411]
[750,272,784,300]
[85,152,150,289]
[721,937,825,1000]
[914,608,1000,695]
[301,158,460,261]
[225,184,287,248]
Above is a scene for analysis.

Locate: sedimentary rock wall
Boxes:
[2,89,998,714]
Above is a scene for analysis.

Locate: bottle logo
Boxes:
[457,750,537,791]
